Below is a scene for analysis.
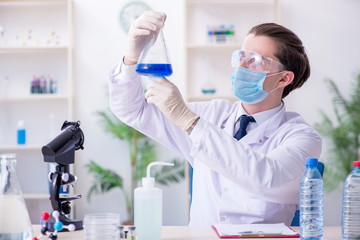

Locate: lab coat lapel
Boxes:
[223,108,239,136]
[241,104,286,145]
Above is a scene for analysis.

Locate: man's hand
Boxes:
[124,11,166,65]
[145,77,199,131]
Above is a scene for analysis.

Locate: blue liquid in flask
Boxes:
[136,63,173,77]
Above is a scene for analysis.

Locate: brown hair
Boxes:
[248,23,310,98]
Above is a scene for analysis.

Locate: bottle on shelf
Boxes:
[0,154,33,240]
[0,75,9,97]
[300,157,323,240]
[0,25,6,46]
[17,120,26,145]
[206,24,236,44]
[134,161,174,240]
[342,161,360,240]
[206,25,215,44]
[227,24,235,43]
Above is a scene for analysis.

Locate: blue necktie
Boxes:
[234,115,255,140]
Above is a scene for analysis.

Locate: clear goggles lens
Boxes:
[231,50,285,73]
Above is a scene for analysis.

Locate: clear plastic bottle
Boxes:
[300,158,323,240]
[0,154,33,240]
[134,162,173,240]
[342,161,360,240]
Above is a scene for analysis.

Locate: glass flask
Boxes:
[0,154,33,240]
[201,79,216,95]
[136,27,173,77]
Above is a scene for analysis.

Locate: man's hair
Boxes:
[249,23,310,98]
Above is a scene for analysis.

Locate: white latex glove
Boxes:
[124,11,166,64]
[145,77,199,131]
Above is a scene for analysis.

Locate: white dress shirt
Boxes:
[108,61,322,226]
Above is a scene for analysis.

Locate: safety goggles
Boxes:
[231,50,285,73]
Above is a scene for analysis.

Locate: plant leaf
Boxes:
[152,158,185,186]
[85,160,124,201]
[316,72,360,192]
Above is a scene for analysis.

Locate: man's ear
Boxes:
[278,71,294,88]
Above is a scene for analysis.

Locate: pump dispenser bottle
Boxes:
[134,161,174,240]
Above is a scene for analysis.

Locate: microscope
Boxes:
[42,120,84,231]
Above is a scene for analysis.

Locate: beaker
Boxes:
[0,154,33,240]
[83,213,120,240]
[136,27,173,77]
[201,79,216,94]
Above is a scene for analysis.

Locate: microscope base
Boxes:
[49,214,83,231]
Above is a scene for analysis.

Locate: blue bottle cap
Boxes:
[306,158,318,166]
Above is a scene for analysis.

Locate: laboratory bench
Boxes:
[32,225,341,240]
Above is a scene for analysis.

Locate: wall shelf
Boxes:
[186,43,240,50]
[187,0,277,4]
[0,0,67,5]
[0,95,68,103]
[23,193,50,200]
[0,0,73,223]
[0,46,68,53]
[187,95,238,103]
[0,144,42,151]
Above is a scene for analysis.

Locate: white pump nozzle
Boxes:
[142,161,174,187]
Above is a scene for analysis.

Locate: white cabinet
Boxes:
[0,0,73,222]
[184,0,279,102]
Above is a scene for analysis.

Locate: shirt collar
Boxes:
[237,101,284,126]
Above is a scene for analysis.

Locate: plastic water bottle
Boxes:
[342,161,360,240]
[134,161,174,240]
[300,158,323,240]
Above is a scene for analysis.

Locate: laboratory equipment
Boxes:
[41,120,85,231]
[201,79,216,94]
[136,22,173,77]
[134,161,174,240]
[300,158,323,240]
[0,153,33,240]
[33,210,76,240]
[127,226,136,240]
[0,25,6,46]
[83,213,120,240]
[342,161,360,240]
[0,75,9,96]
[119,226,125,239]
[17,120,26,145]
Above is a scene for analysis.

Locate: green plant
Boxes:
[86,110,185,223]
[315,72,360,192]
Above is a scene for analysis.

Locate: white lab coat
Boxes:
[108,62,322,226]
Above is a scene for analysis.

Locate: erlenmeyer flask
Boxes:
[136,27,173,77]
[0,154,33,240]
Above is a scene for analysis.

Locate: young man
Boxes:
[109,11,322,226]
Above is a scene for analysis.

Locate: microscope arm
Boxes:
[50,172,61,211]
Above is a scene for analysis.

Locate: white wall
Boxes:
[72,0,360,226]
